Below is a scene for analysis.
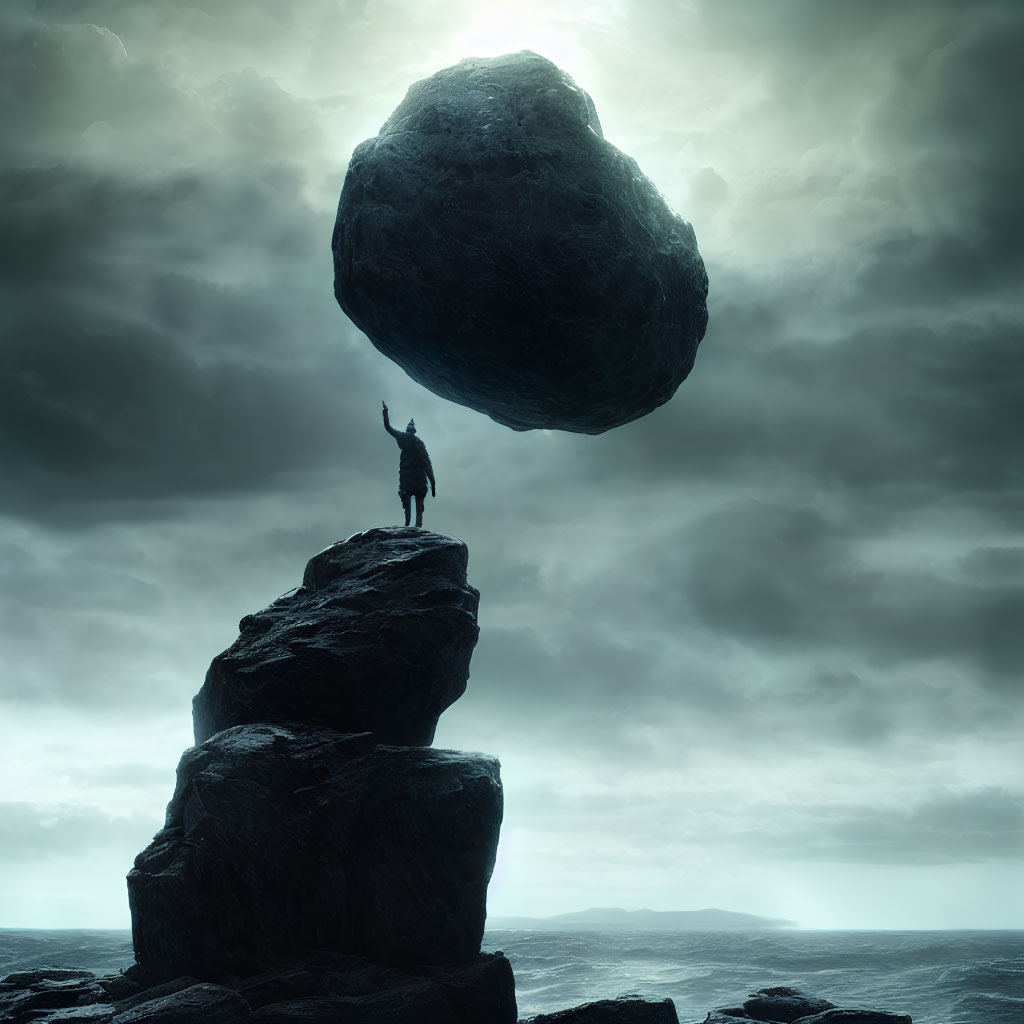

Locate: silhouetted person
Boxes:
[382,401,435,528]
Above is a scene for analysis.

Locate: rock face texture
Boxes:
[743,988,835,1022]
[193,528,479,746]
[128,725,502,978]
[0,973,918,1024]
[0,957,516,1024]
[332,50,709,434]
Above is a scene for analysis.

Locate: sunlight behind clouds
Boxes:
[442,0,618,82]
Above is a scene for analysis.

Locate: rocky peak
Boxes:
[193,526,480,747]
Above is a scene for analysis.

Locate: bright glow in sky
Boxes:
[450,3,585,68]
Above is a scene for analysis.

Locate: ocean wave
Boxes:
[2,927,1020,1024]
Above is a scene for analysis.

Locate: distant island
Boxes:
[486,907,798,931]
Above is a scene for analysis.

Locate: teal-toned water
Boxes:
[2,927,1022,1024]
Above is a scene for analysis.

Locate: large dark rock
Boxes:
[243,952,516,1023]
[110,983,253,1023]
[249,960,511,1022]
[743,987,834,1022]
[1,955,516,1024]
[0,972,110,1023]
[192,527,479,746]
[528,996,679,1023]
[127,725,502,982]
[708,988,912,1024]
[332,50,709,434]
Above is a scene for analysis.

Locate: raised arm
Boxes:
[382,400,401,439]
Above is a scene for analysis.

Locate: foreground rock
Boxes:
[0,974,915,1024]
[332,50,709,434]
[528,995,679,1022]
[707,987,911,1024]
[743,987,835,1021]
[128,724,502,982]
[193,528,480,746]
[0,954,516,1024]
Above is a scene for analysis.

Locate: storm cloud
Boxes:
[1,0,1022,929]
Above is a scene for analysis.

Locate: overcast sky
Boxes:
[1,0,1022,931]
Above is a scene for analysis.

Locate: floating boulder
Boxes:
[128,725,503,981]
[332,50,709,434]
[193,527,479,746]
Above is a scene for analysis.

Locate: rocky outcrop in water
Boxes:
[0,974,919,1024]
[332,50,709,434]
[128,527,507,1019]
[705,987,912,1024]
[520,989,909,1024]
[528,995,680,1022]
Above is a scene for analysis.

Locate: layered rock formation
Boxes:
[125,526,510,1023]
[0,527,515,1023]
[332,50,709,434]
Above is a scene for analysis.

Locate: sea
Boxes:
[1,928,1022,1024]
